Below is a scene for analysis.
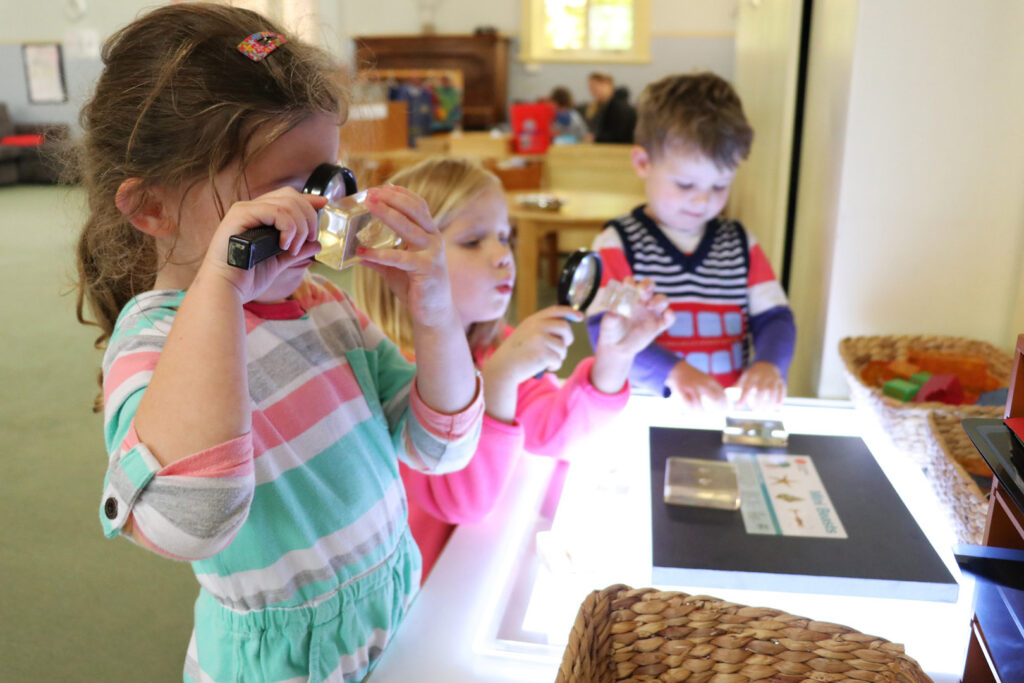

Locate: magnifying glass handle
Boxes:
[227,226,283,270]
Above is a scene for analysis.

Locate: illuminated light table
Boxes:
[368,396,974,682]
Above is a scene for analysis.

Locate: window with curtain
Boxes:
[521,0,650,63]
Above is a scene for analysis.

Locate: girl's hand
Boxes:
[589,278,674,394]
[487,306,582,385]
[735,361,786,410]
[666,360,728,411]
[357,185,458,330]
[481,306,581,422]
[202,187,326,302]
[594,278,674,356]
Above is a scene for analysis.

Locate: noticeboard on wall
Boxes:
[23,43,68,104]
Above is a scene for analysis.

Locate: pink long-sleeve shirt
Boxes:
[401,339,630,579]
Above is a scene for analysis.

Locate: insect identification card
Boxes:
[728,452,847,539]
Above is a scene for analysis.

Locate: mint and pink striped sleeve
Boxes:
[99,291,256,560]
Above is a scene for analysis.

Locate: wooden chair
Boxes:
[448,131,513,160]
[543,143,644,195]
[540,144,645,277]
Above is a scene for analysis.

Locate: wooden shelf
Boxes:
[354,34,509,131]
[962,333,1024,682]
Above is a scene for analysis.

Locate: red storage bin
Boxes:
[510,102,556,154]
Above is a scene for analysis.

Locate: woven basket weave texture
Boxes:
[556,584,932,683]
[838,335,1011,467]
[924,412,989,545]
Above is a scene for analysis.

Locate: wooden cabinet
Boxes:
[354,34,510,130]
[961,334,1024,683]
[962,479,1024,683]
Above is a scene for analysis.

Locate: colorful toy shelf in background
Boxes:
[861,350,1008,406]
[362,69,464,146]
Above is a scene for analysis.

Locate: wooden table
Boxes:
[507,190,644,322]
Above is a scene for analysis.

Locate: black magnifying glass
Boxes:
[226,164,357,269]
[556,249,602,311]
[531,249,603,379]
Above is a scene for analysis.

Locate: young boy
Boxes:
[588,72,795,411]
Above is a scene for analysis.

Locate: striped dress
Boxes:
[591,206,795,392]
[98,274,483,682]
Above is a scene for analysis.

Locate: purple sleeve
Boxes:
[749,305,796,378]
[586,314,678,397]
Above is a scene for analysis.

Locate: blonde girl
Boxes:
[353,158,672,576]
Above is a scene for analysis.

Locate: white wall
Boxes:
[813,0,1024,397]
[730,0,803,274]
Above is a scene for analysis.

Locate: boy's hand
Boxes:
[666,360,728,411]
[590,278,673,394]
[357,185,459,329]
[735,361,786,410]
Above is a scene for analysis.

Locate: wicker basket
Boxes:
[838,335,1012,467]
[556,584,932,683]
[923,412,991,545]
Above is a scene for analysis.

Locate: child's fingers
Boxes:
[700,380,728,410]
[222,198,303,250]
[541,337,569,369]
[364,198,430,249]
[536,305,584,322]
[356,247,419,271]
[633,278,657,299]
[367,187,438,240]
[737,378,756,408]
[542,321,574,348]
[658,309,675,332]
[258,188,325,244]
[295,239,322,260]
[773,380,787,406]
[379,185,437,231]
[646,293,670,315]
[676,387,702,411]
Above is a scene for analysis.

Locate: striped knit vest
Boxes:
[611,208,751,386]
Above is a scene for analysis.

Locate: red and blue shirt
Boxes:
[589,206,795,394]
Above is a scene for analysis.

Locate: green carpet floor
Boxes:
[1,183,589,681]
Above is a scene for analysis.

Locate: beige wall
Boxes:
[785,0,859,397]
[809,0,1024,397]
[730,0,803,273]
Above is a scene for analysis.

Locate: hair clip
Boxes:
[237,32,287,62]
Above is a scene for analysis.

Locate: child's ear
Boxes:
[115,178,175,238]
[631,146,651,178]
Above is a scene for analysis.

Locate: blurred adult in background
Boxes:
[585,71,636,144]
[549,86,589,143]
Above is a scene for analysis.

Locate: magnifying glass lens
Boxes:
[567,260,597,308]
[227,163,360,270]
[557,249,602,312]
[321,172,350,204]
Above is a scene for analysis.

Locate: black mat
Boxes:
[649,427,958,601]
